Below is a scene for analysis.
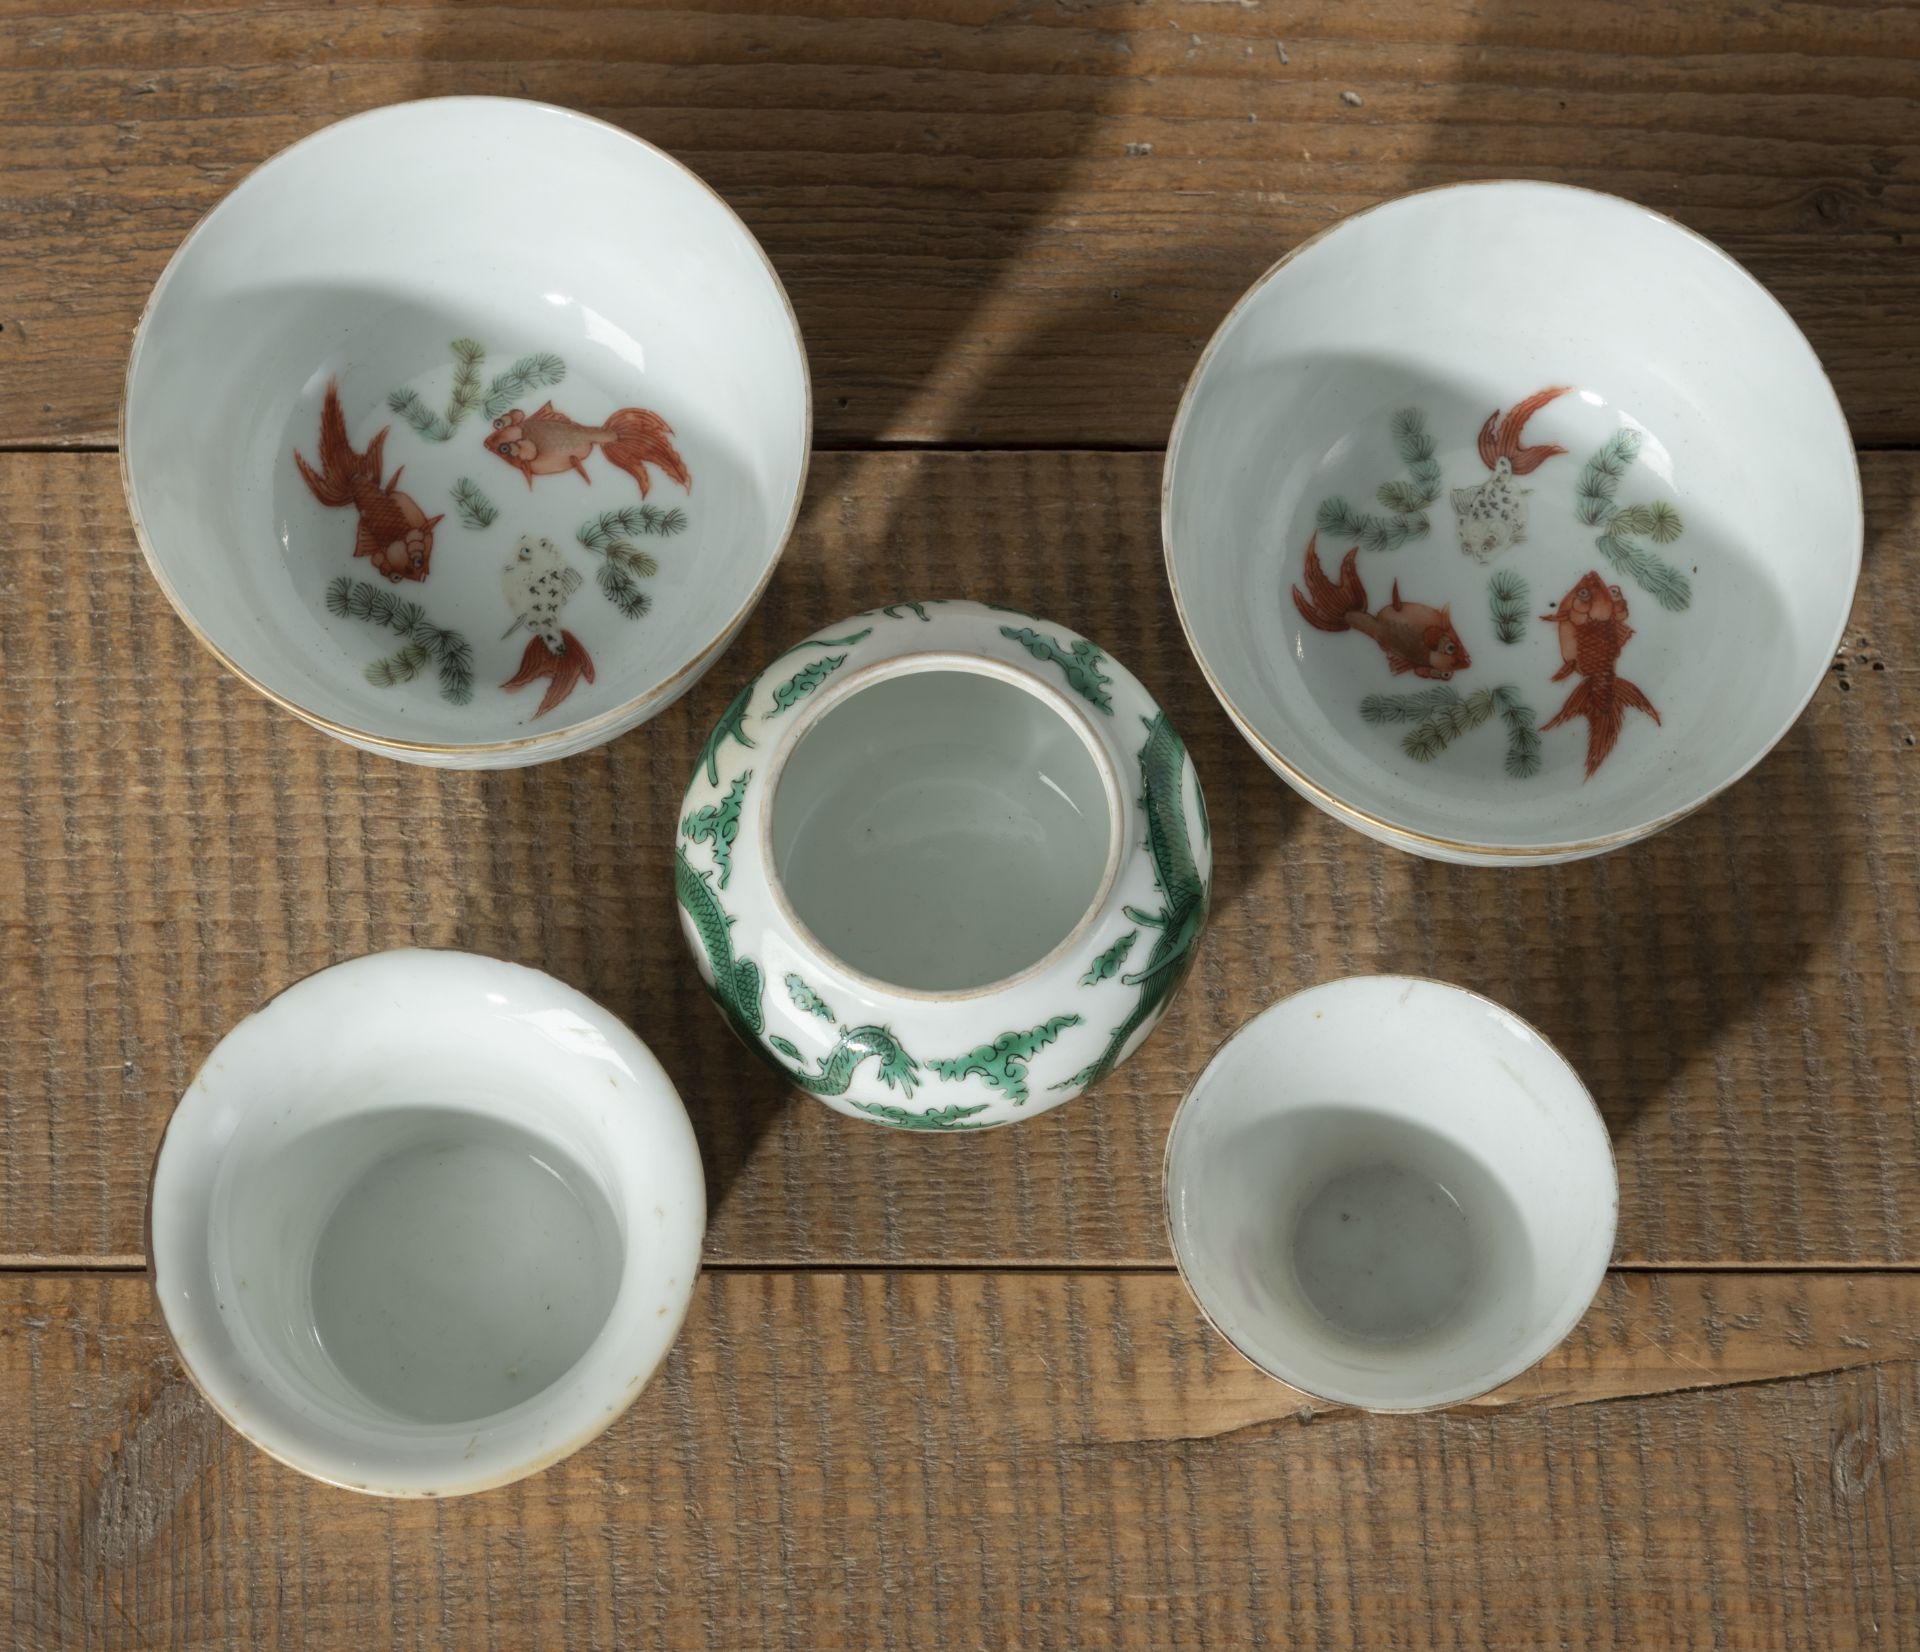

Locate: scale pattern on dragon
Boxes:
[1056,711,1209,1092]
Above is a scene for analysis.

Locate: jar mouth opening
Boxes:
[762,652,1126,1001]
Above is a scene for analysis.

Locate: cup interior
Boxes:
[1166,977,1615,1410]
[150,951,705,1495]
[769,661,1119,992]
[228,1106,624,1428]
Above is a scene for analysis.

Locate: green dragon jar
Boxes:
[676,600,1212,1131]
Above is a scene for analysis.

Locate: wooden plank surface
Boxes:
[5,5,1920,1637]
[4,0,1919,449]
[2,448,1915,1270]
[5,1269,1918,1650]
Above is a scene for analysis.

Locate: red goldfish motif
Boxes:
[1539,570,1661,779]
[1475,385,1570,476]
[1291,535,1472,680]
[293,383,444,582]
[502,632,595,718]
[1451,385,1570,561]
[484,402,691,498]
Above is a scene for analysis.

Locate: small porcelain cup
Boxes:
[1165,976,1616,1410]
[148,949,706,1495]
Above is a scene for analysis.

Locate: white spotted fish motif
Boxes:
[1450,386,1569,561]
[500,534,595,717]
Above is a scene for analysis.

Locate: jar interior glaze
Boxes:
[770,665,1118,993]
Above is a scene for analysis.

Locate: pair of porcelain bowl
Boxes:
[134,99,1857,1495]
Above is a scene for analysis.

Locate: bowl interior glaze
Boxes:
[125,98,809,761]
[1165,182,1860,859]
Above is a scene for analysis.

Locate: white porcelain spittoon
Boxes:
[123,97,810,767]
[676,601,1211,1130]
[148,950,706,1495]
[1165,977,1617,1411]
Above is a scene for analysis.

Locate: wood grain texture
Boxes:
[1,450,1916,1269]
[2,0,1918,449]
[4,1270,1918,1650]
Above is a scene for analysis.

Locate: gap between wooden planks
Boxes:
[2,0,1918,448]
[0,445,1912,1267]
[1,450,1917,1272]
[4,1270,1918,1650]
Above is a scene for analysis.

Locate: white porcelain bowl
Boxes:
[1165,977,1617,1411]
[1164,182,1861,864]
[124,98,810,767]
[148,950,706,1496]
[676,600,1211,1129]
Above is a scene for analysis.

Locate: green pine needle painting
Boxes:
[1358,686,1461,726]
[576,506,686,621]
[1362,684,1540,778]
[389,338,497,442]
[452,477,498,530]
[1574,430,1691,611]
[1313,406,1439,553]
[325,576,475,705]
[1488,569,1530,644]
[484,353,567,419]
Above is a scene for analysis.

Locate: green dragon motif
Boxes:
[881,602,931,622]
[697,680,756,785]
[999,626,1114,715]
[696,632,872,783]
[764,653,847,719]
[779,1024,923,1098]
[1056,712,1208,1091]
[783,629,873,652]
[1080,931,1138,986]
[850,1099,993,1131]
[674,846,764,1038]
[681,772,750,889]
[927,1015,1083,1106]
[784,972,835,1021]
